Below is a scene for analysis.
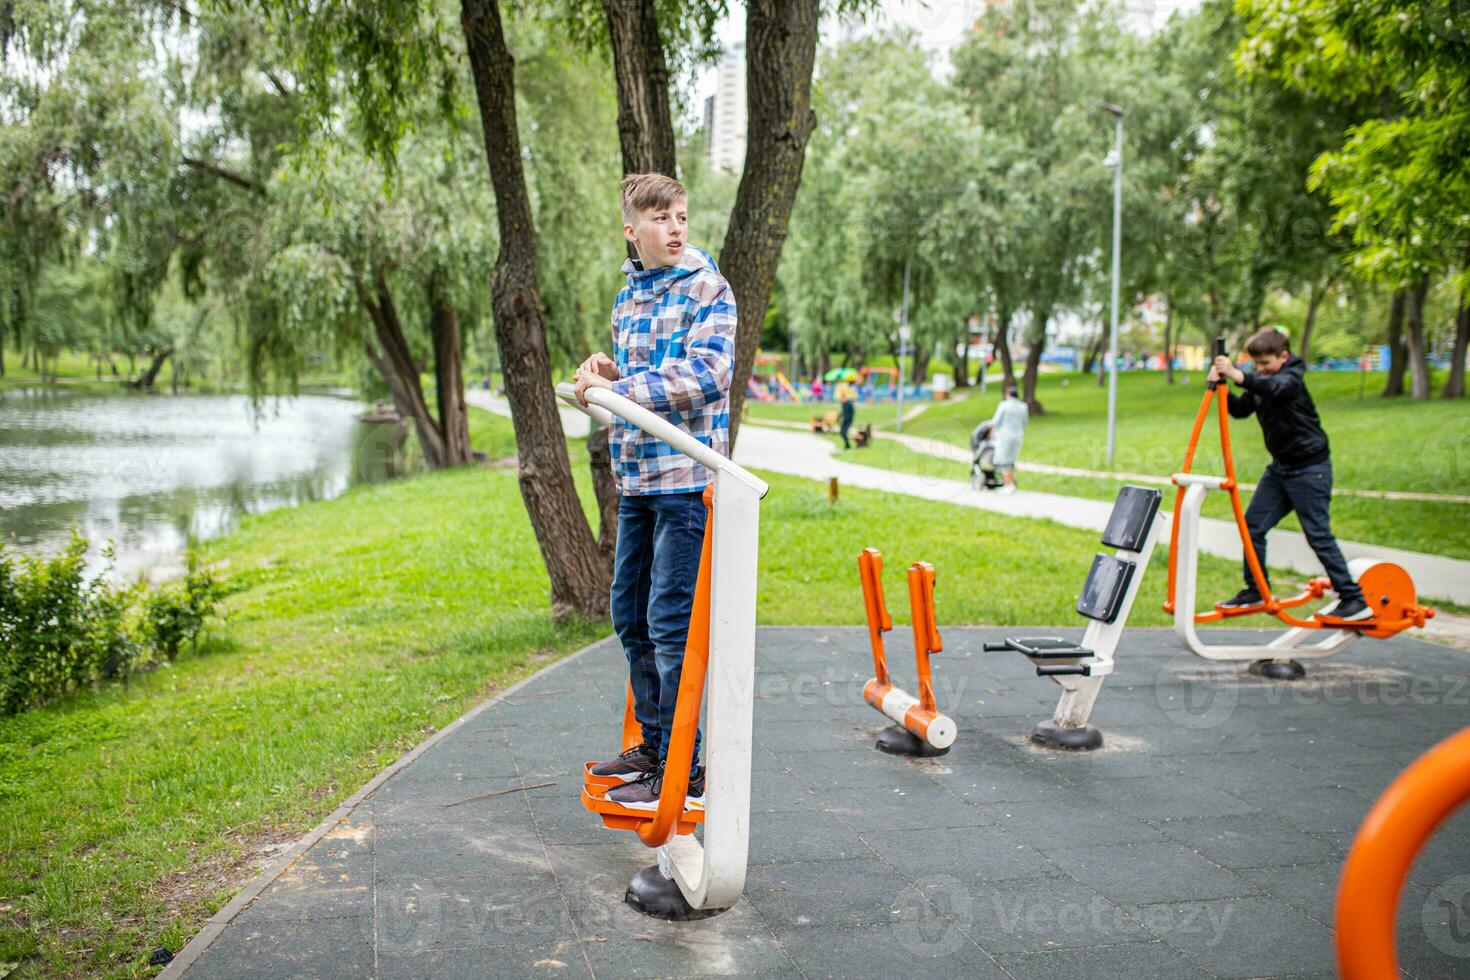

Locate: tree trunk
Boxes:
[587,424,619,563]
[953,325,970,388]
[994,305,1017,391]
[1383,290,1407,397]
[1021,309,1046,415]
[911,345,931,387]
[462,0,610,620]
[1298,277,1327,366]
[720,0,820,450]
[1404,275,1431,400]
[131,347,172,389]
[428,277,473,466]
[1445,286,1469,399]
[1082,327,1103,375]
[1163,296,1175,385]
[0,323,6,378]
[602,0,677,178]
[358,274,448,469]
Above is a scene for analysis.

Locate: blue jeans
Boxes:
[610,491,707,777]
[1244,461,1363,603]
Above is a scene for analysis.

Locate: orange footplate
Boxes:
[580,770,703,835]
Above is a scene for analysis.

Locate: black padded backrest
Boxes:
[1101,485,1163,551]
[1076,553,1137,623]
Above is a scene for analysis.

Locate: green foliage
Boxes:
[1236,0,1470,289]
[0,537,230,714]
[0,536,138,714]
[137,552,232,662]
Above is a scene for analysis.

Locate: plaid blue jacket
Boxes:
[608,245,737,495]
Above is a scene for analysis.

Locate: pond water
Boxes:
[0,387,401,580]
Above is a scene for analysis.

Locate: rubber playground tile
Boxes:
[185,913,373,979]
[1152,813,1348,871]
[920,873,1153,955]
[374,820,552,882]
[859,824,1057,884]
[1126,895,1335,977]
[971,800,1168,850]
[819,785,992,832]
[1232,781,1377,834]
[925,762,1077,807]
[581,931,797,978]
[377,941,593,980]
[246,831,374,922]
[769,921,1010,979]
[744,858,930,928]
[994,940,1213,980]
[1075,773,1260,821]
[374,872,571,953]
[1234,861,1342,925]
[747,809,870,865]
[1040,841,1259,906]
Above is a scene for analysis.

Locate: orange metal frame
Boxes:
[1163,379,1432,637]
[1336,726,1470,978]
[858,548,947,742]
[581,487,714,844]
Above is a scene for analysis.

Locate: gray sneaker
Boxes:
[606,767,706,812]
[588,743,659,783]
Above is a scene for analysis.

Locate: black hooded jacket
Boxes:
[1226,355,1330,469]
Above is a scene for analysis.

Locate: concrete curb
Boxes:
[157,635,610,979]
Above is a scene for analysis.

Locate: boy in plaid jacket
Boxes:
[574,173,737,811]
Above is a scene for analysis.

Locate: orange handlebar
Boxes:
[859,548,892,688]
[1336,726,1470,978]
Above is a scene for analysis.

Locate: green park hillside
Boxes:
[749,369,1470,564]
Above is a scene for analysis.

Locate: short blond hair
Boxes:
[620,172,686,223]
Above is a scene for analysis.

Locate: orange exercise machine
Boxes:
[558,382,767,920]
[1165,338,1434,679]
[858,548,956,757]
[1336,725,1470,978]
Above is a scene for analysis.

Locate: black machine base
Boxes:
[1029,720,1103,752]
[875,724,950,758]
[1248,658,1306,681]
[625,866,728,921]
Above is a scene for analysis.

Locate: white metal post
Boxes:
[897,256,910,433]
[1102,103,1124,468]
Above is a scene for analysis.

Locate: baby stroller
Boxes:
[970,421,1003,490]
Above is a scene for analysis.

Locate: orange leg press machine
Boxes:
[557,383,768,921]
[857,549,957,757]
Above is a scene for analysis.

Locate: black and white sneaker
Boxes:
[1320,596,1373,622]
[588,743,659,783]
[1217,588,1265,609]
[606,766,706,812]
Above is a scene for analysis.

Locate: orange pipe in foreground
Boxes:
[1336,726,1470,979]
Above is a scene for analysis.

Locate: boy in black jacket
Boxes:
[1209,327,1371,621]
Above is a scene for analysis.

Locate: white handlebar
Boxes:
[555,382,769,498]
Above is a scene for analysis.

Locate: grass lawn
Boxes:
[0,406,1288,977]
[769,369,1470,561]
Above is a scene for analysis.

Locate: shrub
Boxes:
[0,539,230,714]
[0,536,139,714]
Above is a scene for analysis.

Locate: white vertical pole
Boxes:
[1105,107,1124,468]
[898,257,910,433]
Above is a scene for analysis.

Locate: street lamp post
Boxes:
[898,256,911,432]
[1101,102,1124,469]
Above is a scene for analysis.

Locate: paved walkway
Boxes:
[168,627,1470,978]
[465,390,1470,606]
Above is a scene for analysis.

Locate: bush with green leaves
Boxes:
[0,538,229,714]
[137,553,232,662]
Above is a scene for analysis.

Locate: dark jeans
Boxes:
[610,491,707,777]
[839,401,855,448]
[1243,461,1362,602]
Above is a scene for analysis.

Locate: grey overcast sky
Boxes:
[690,0,1203,102]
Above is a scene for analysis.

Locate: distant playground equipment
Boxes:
[857,549,956,757]
[985,486,1163,750]
[969,420,1003,490]
[1336,725,1470,978]
[1164,338,1435,680]
[556,382,768,920]
[748,353,801,402]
